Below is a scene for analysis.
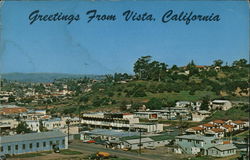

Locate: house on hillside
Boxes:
[207,144,237,157]
[209,120,225,127]
[204,128,225,138]
[192,110,211,122]
[229,120,246,130]
[211,100,232,111]
[200,123,216,130]
[185,127,205,135]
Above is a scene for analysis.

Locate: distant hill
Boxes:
[0,73,105,82]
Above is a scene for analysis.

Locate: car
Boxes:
[0,155,6,160]
[53,144,60,153]
[87,140,96,143]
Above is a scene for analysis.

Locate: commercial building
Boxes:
[0,130,68,155]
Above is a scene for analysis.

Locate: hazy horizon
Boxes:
[1,0,249,74]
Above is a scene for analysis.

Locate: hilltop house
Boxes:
[192,110,211,122]
[211,100,232,111]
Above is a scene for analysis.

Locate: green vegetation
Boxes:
[60,149,82,155]
[10,151,52,158]
[204,105,249,121]
[182,156,215,160]
[16,121,32,134]
[233,130,249,141]
[110,158,131,160]
[2,56,248,116]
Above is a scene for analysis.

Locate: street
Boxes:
[69,141,184,160]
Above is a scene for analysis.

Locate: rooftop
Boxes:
[212,120,225,124]
[126,138,154,144]
[82,129,140,138]
[176,135,216,141]
[232,120,245,124]
[212,100,230,103]
[209,144,237,151]
[202,123,215,127]
[0,130,66,144]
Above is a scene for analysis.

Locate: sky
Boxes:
[0,0,249,75]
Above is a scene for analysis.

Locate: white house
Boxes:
[25,120,40,132]
[192,110,211,122]
[211,100,232,111]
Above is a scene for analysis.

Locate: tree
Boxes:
[134,56,167,81]
[39,120,48,132]
[232,59,247,67]
[146,98,164,110]
[200,96,210,110]
[186,60,199,75]
[79,96,89,104]
[213,59,223,67]
[105,74,114,83]
[171,64,178,71]
[134,56,152,80]
[16,121,32,134]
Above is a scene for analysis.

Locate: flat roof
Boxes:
[176,135,216,141]
[0,130,66,144]
[82,129,140,137]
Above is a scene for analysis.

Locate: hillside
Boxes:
[1,72,105,82]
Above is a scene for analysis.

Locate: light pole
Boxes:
[66,119,71,145]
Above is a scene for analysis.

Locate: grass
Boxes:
[10,152,44,158]
[233,130,249,140]
[182,156,215,160]
[204,106,249,122]
[60,149,82,155]
[110,158,131,160]
[9,150,52,158]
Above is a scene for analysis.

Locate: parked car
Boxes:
[0,154,6,160]
[87,140,96,143]
[53,145,60,153]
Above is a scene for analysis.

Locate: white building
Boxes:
[134,112,158,120]
[42,118,65,130]
[211,100,232,111]
[192,110,211,122]
[25,120,40,132]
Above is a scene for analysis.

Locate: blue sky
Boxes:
[0,0,249,74]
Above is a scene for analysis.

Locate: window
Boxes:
[29,143,33,149]
[56,140,59,145]
[62,140,65,145]
[22,144,26,150]
[36,142,39,148]
[188,140,191,142]
[15,145,18,150]
[0,146,3,152]
[8,146,11,151]
[50,141,53,145]
[43,142,46,147]
[196,141,200,144]
[179,139,182,142]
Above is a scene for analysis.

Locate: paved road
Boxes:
[69,142,179,160]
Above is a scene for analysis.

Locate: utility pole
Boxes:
[139,128,142,155]
[66,119,70,145]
